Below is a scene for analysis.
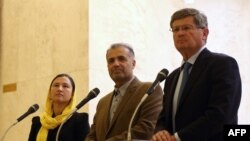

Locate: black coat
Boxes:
[155,48,242,141]
[28,112,90,141]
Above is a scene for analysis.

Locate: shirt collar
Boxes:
[181,46,206,66]
[114,75,135,97]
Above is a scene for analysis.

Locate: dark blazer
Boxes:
[155,48,241,141]
[86,77,163,141]
[28,112,90,141]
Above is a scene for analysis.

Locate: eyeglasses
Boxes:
[170,24,200,33]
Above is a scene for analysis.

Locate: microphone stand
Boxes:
[55,88,100,141]
[55,109,76,141]
[1,122,18,141]
[127,94,148,141]
[127,69,168,140]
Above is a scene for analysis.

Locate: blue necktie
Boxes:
[177,62,192,105]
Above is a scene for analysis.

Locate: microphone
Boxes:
[146,68,169,95]
[127,69,168,141]
[70,87,100,115]
[55,88,100,141]
[75,87,100,110]
[1,104,39,141]
[17,104,39,122]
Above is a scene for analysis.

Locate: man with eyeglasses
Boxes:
[151,8,241,141]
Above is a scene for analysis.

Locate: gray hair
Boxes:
[170,8,208,29]
[106,43,135,57]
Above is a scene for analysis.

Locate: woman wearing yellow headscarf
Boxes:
[28,73,90,141]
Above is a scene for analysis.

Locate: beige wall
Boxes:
[0,0,89,140]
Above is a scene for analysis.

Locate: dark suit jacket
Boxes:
[86,77,163,141]
[28,112,90,141]
[155,48,241,141]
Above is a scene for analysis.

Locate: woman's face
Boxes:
[49,76,73,104]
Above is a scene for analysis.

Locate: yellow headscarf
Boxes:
[36,91,76,141]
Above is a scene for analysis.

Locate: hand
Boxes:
[151,130,171,141]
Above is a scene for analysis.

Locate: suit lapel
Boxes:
[177,48,211,109]
[168,69,181,108]
[106,77,140,136]
[103,93,114,134]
